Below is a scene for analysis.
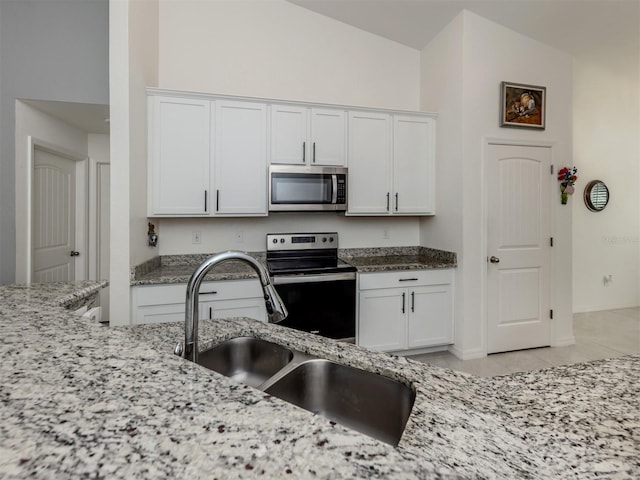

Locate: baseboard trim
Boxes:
[448,345,486,360]
[552,336,576,347]
[573,303,640,314]
[391,345,449,357]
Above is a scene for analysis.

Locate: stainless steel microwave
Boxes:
[269,165,348,212]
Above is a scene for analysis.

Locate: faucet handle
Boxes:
[174,342,184,357]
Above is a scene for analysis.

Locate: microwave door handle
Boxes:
[332,175,338,204]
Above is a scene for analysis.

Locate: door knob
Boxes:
[489,256,500,264]
[70,251,80,257]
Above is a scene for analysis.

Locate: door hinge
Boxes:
[550,165,554,174]
[550,237,554,247]
[550,309,553,319]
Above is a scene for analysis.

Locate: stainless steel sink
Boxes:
[197,337,294,388]
[264,359,415,446]
[195,336,415,446]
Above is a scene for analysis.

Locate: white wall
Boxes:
[109,0,159,326]
[572,54,640,312]
[0,0,108,284]
[154,0,423,254]
[14,101,89,283]
[420,11,574,358]
[158,0,420,111]
[88,134,110,322]
[419,14,465,355]
[129,0,159,268]
[158,215,419,255]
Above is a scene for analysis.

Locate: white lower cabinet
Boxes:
[131,279,266,325]
[358,269,453,352]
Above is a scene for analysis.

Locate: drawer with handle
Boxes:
[358,269,452,290]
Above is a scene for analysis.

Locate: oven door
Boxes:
[272,272,356,341]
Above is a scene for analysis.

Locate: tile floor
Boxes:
[408,307,640,377]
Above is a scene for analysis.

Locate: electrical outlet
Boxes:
[235,230,244,243]
[382,228,390,239]
[192,231,201,244]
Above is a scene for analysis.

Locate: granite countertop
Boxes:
[341,246,456,272]
[1,282,638,479]
[131,247,457,286]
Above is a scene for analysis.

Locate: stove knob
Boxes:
[322,237,327,243]
[272,238,278,244]
[280,238,285,243]
[329,237,334,243]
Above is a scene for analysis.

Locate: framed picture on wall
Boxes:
[500,81,546,129]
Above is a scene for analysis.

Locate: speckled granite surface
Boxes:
[341,247,456,272]
[0,281,107,309]
[131,255,263,286]
[1,282,638,479]
[131,248,455,286]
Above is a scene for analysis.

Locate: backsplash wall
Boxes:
[156,215,420,255]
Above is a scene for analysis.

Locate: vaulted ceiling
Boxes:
[288,0,639,62]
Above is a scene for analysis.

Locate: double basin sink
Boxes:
[196,336,415,446]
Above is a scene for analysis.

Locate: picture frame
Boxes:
[500,81,546,129]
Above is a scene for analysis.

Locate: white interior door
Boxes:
[486,143,552,354]
[33,147,77,282]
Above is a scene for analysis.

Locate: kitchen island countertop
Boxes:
[1,282,638,479]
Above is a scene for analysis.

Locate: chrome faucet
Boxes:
[174,251,288,363]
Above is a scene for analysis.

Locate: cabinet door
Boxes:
[358,288,407,352]
[216,298,265,322]
[270,104,308,165]
[134,303,184,325]
[347,111,392,215]
[214,100,268,215]
[200,298,265,323]
[310,108,346,166]
[407,284,453,348]
[393,115,435,215]
[149,96,210,215]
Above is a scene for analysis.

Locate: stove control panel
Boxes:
[267,232,338,251]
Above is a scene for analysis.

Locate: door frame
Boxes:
[482,137,557,354]
[88,156,110,281]
[23,136,89,283]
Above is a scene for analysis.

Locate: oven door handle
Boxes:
[272,272,356,285]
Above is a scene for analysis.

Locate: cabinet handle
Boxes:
[199,291,218,295]
[204,190,208,212]
[209,307,212,320]
[399,278,418,282]
[401,292,405,314]
[216,189,220,212]
[411,291,415,312]
[302,141,306,163]
[395,192,399,211]
[386,192,390,212]
[312,142,316,163]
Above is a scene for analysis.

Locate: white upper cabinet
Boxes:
[147,89,435,217]
[270,104,346,166]
[213,100,268,215]
[310,108,346,166]
[393,115,435,215]
[148,96,210,216]
[347,112,436,216]
[270,104,309,165]
[347,111,392,214]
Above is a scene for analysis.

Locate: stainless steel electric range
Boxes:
[266,232,356,342]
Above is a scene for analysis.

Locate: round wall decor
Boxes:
[583,180,609,212]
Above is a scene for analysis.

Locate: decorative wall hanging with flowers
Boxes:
[557,166,578,204]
